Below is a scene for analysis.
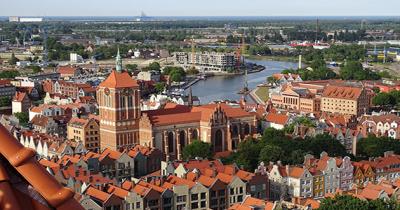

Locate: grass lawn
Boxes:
[255,86,269,102]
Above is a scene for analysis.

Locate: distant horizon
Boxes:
[2,0,400,17]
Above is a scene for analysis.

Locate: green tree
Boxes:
[262,127,285,142]
[8,53,19,65]
[154,82,165,93]
[0,96,11,107]
[182,140,213,160]
[14,112,29,127]
[234,138,262,171]
[340,61,380,81]
[148,62,161,71]
[259,145,284,164]
[319,195,400,210]
[372,92,395,106]
[289,149,308,165]
[126,64,138,72]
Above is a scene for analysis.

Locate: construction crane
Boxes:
[315,18,319,44]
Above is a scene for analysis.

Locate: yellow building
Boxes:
[311,171,325,198]
[67,117,100,152]
[321,85,369,116]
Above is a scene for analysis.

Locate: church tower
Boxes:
[97,50,141,151]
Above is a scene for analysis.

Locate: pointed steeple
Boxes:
[116,47,122,72]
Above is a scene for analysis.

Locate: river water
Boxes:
[188,59,298,104]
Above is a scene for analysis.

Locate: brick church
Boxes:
[97,50,257,160]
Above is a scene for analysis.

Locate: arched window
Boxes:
[168,132,174,153]
[179,130,186,151]
[214,129,223,152]
[191,129,198,140]
[244,124,250,135]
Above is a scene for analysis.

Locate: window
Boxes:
[136,202,140,209]
[238,195,243,202]
[196,201,204,208]
[218,189,225,196]
[191,193,198,201]
[201,193,206,199]
[177,195,187,203]
[163,198,172,205]
[191,202,199,209]
[211,191,216,197]
[250,185,256,191]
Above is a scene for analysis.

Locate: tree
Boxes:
[0,70,20,79]
[357,136,400,159]
[372,92,395,106]
[319,195,399,210]
[126,64,138,72]
[148,62,161,71]
[154,82,165,94]
[0,96,11,107]
[163,66,186,82]
[340,61,380,81]
[262,127,285,142]
[14,112,29,127]
[182,140,212,160]
[289,149,308,165]
[234,138,262,171]
[266,76,278,85]
[259,145,284,164]
[8,53,19,65]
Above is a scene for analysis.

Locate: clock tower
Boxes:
[97,51,141,151]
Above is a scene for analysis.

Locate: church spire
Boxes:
[116,47,122,72]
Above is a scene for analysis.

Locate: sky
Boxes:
[2,0,400,17]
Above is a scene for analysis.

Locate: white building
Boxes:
[173,51,237,72]
[70,53,83,63]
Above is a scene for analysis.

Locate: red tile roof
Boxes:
[265,112,289,125]
[322,85,363,100]
[0,125,84,210]
[99,70,139,88]
[13,91,28,102]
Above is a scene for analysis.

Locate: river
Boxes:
[187,59,298,104]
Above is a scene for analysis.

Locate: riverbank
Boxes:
[186,59,298,104]
[245,55,299,62]
[250,85,269,105]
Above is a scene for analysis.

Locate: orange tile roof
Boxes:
[197,175,217,187]
[13,91,28,102]
[0,125,84,210]
[132,184,151,197]
[303,198,320,209]
[85,186,110,202]
[137,180,166,193]
[106,184,129,199]
[289,167,305,178]
[322,85,363,100]
[58,66,78,75]
[167,175,196,188]
[265,112,289,125]
[99,70,139,88]
[121,180,135,191]
[359,188,383,200]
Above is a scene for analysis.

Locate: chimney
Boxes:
[285,165,290,175]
